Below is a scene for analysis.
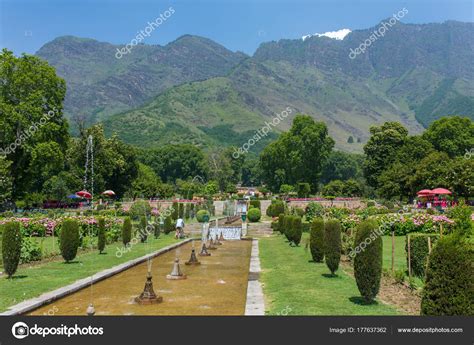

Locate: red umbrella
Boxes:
[417,189,433,196]
[101,190,116,197]
[431,188,452,195]
[76,190,92,199]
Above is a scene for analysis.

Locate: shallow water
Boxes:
[29,240,251,315]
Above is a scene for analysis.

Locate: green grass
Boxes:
[259,234,398,315]
[382,235,406,272]
[0,234,180,313]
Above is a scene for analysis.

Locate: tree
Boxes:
[0,157,12,206]
[322,180,345,196]
[446,157,474,199]
[363,122,408,189]
[67,125,139,198]
[409,152,451,192]
[42,171,81,201]
[130,163,162,198]
[297,182,311,198]
[1,222,21,277]
[377,136,434,200]
[347,136,354,143]
[260,115,334,192]
[0,49,70,199]
[139,144,208,184]
[321,151,363,184]
[423,116,474,158]
[207,148,234,192]
[354,220,383,302]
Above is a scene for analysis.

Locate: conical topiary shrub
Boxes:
[421,236,473,315]
[324,219,341,275]
[122,217,132,246]
[98,217,106,254]
[171,202,179,220]
[291,216,302,246]
[310,218,324,262]
[164,215,174,234]
[354,219,382,302]
[139,216,148,243]
[1,222,22,278]
[60,219,80,263]
[277,213,285,234]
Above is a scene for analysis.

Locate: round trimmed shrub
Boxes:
[196,210,210,223]
[250,200,261,210]
[293,207,305,217]
[291,216,302,246]
[310,218,324,262]
[60,219,80,262]
[1,222,22,278]
[406,234,439,277]
[354,219,383,302]
[122,217,132,245]
[164,215,174,234]
[324,219,342,275]
[305,202,324,222]
[266,204,274,217]
[98,217,106,254]
[248,208,261,222]
[268,200,285,217]
[421,236,473,315]
[129,200,151,220]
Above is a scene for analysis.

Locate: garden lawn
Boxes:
[0,234,180,313]
[382,235,406,272]
[259,234,398,315]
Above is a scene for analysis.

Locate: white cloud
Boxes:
[302,28,352,41]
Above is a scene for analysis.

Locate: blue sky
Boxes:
[1,0,473,55]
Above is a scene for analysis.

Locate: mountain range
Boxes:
[36,20,474,152]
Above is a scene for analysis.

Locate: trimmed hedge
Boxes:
[248,208,261,222]
[60,219,80,262]
[178,203,184,219]
[310,218,324,262]
[250,200,261,210]
[421,236,473,315]
[291,216,302,246]
[98,217,106,254]
[1,222,22,277]
[354,220,383,302]
[171,202,179,220]
[324,219,342,275]
[406,234,439,278]
[122,217,132,245]
[283,215,293,241]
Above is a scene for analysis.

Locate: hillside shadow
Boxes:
[349,296,378,306]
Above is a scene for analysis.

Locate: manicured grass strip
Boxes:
[382,235,406,272]
[259,234,398,315]
[0,235,180,312]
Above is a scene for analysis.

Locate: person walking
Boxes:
[175,217,185,239]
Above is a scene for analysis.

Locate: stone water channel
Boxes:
[29,239,252,315]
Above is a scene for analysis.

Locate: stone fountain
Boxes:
[185,248,201,265]
[135,271,163,304]
[199,243,211,256]
[166,258,187,280]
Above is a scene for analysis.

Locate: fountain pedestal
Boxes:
[207,238,217,250]
[185,249,201,265]
[199,243,211,256]
[166,258,187,280]
[135,272,163,304]
[219,232,225,242]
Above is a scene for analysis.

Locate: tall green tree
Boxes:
[423,116,474,158]
[260,115,334,192]
[363,122,408,189]
[0,49,69,198]
[0,157,12,206]
[321,151,363,183]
